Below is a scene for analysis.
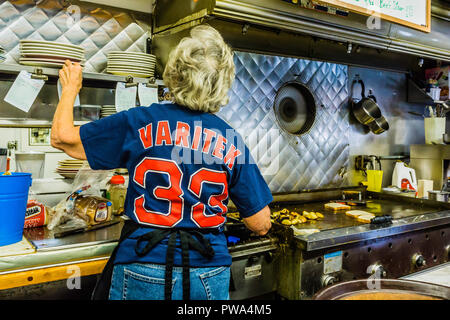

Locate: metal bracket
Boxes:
[145,77,157,87]
[242,23,250,35]
[31,68,48,81]
[125,76,138,88]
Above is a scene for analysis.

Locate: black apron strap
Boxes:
[164,231,178,300]
[92,219,218,301]
[135,229,170,257]
[91,219,140,300]
[179,231,190,300]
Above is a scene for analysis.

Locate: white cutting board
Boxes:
[0,237,36,257]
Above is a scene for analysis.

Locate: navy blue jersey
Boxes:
[79,103,272,267]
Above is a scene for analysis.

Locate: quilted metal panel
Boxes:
[0,0,150,72]
[218,52,350,193]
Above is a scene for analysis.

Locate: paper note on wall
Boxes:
[115,82,137,112]
[138,83,159,106]
[4,71,45,113]
[57,79,80,106]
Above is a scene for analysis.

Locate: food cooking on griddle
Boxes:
[271,208,324,225]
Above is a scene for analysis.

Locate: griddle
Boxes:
[268,188,450,232]
[271,198,444,231]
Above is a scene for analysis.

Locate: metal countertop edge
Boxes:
[0,256,110,276]
[0,242,117,274]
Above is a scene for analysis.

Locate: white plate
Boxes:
[107,66,154,72]
[21,52,84,62]
[20,58,85,68]
[20,45,84,54]
[20,57,85,63]
[20,40,84,52]
[21,49,84,60]
[107,66,154,73]
[108,58,156,65]
[58,161,85,165]
[107,65,154,73]
[107,70,153,78]
[57,172,77,179]
[20,45,84,56]
[108,54,156,61]
[107,59,156,68]
[108,57,155,64]
[107,72,152,78]
[108,51,155,58]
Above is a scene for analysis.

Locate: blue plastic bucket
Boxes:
[0,172,32,246]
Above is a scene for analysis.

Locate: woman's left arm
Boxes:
[51,60,86,160]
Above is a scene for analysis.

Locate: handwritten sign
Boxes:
[4,71,45,112]
[317,0,431,32]
[138,83,159,106]
[115,82,137,112]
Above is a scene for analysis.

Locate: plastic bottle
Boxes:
[106,175,127,215]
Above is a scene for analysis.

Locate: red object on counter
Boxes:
[110,175,125,185]
[401,178,416,191]
[24,200,48,228]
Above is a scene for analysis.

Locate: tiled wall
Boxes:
[0,0,151,72]
[0,0,151,178]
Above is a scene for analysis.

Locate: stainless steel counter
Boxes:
[0,219,123,273]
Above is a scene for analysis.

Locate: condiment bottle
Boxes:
[106,175,127,216]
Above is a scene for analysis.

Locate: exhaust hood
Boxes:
[152,0,450,72]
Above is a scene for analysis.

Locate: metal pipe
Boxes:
[432,2,450,21]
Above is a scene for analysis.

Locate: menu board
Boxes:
[317,0,431,32]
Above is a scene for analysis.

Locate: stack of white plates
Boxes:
[106,51,155,78]
[56,159,89,179]
[0,45,5,63]
[19,40,85,68]
[101,105,117,118]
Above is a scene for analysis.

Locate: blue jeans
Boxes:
[109,263,230,300]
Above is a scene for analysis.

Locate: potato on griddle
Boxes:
[302,211,318,220]
[315,212,324,219]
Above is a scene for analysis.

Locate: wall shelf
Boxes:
[0,63,164,87]
[0,119,89,128]
[0,63,165,128]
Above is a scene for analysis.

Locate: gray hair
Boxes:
[163,24,235,113]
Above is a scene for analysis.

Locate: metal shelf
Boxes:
[0,118,89,128]
[0,63,165,128]
[0,63,164,86]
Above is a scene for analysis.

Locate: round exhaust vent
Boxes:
[273,81,317,135]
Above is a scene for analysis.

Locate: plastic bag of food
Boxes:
[74,195,112,225]
[47,165,113,230]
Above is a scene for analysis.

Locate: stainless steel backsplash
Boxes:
[217,52,350,193]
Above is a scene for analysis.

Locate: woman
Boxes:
[52,25,272,300]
